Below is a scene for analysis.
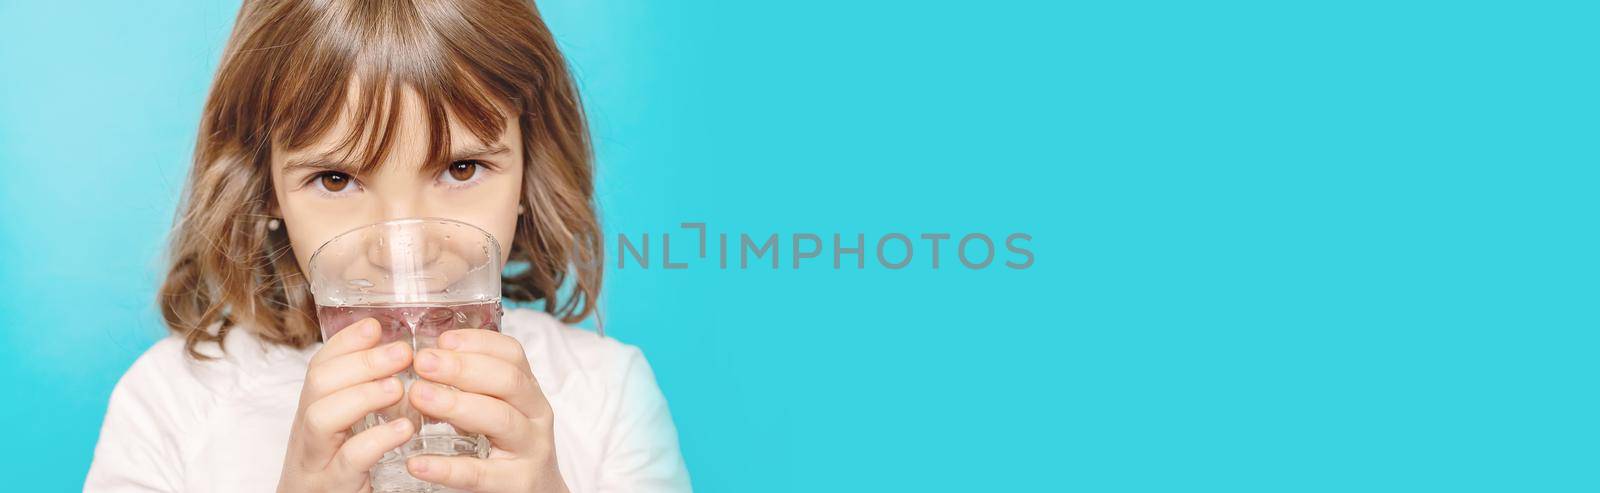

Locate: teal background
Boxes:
[1,0,1595,491]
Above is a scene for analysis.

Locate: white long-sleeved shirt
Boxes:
[85,307,691,492]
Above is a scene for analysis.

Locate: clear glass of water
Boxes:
[307,218,504,493]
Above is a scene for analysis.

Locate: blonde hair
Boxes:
[161,0,602,358]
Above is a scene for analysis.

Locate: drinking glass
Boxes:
[308,218,504,493]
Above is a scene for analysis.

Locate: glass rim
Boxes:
[306,216,504,273]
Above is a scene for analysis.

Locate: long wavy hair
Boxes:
[160,0,602,358]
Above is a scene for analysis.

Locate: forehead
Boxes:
[273,77,516,173]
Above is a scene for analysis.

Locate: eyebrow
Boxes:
[281,142,511,174]
[450,142,511,161]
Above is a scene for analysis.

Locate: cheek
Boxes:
[483,180,523,266]
[272,193,371,276]
[268,176,316,275]
[282,216,353,277]
[429,172,522,262]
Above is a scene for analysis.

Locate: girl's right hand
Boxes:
[278,318,415,492]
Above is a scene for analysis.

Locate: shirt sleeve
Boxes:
[84,340,194,492]
[595,346,693,492]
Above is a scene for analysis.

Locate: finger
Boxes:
[330,417,413,480]
[310,318,383,366]
[406,455,526,493]
[300,377,405,461]
[415,349,548,418]
[410,381,538,454]
[302,340,412,402]
[437,329,531,371]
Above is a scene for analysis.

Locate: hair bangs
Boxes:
[265,2,518,175]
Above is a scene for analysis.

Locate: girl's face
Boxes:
[269,85,524,278]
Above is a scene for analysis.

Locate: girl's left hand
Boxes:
[407,329,569,493]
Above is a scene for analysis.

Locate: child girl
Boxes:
[84,0,691,491]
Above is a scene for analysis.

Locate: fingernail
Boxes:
[363,319,380,337]
[411,457,432,473]
[390,418,410,431]
[382,377,400,394]
[415,382,438,402]
[386,341,407,360]
[438,332,459,350]
[415,351,439,373]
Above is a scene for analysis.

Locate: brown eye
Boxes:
[447,161,478,182]
[318,172,351,192]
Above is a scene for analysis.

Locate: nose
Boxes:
[363,221,443,274]
[375,187,422,225]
